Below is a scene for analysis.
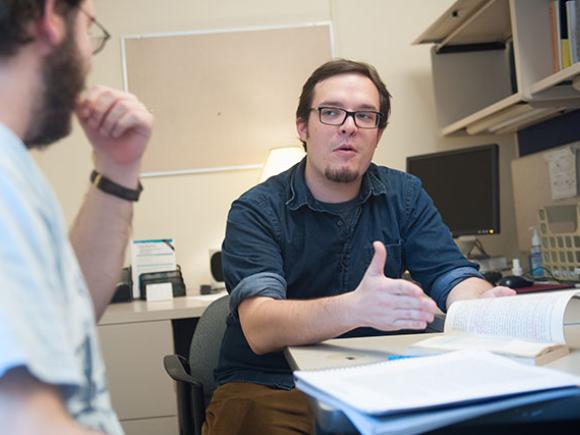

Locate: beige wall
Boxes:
[33,0,519,293]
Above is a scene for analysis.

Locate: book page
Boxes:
[411,334,556,358]
[445,290,579,343]
[565,297,580,346]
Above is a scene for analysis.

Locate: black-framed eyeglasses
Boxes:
[311,106,382,129]
[79,8,111,55]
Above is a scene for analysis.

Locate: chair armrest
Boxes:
[165,355,207,435]
[164,354,196,384]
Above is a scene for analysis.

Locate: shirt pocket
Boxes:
[365,240,404,279]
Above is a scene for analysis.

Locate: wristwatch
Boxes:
[90,170,143,202]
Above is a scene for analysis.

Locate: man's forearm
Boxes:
[445,277,493,310]
[69,185,133,320]
[69,85,152,320]
[238,294,359,355]
[239,242,438,354]
[0,368,102,435]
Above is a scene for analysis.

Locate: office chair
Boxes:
[164,295,229,435]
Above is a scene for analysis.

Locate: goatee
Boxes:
[324,167,359,183]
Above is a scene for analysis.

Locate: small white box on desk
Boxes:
[145,282,174,302]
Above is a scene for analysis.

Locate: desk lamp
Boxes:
[259,146,305,182]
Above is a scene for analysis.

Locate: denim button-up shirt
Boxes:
[215,159,482,389]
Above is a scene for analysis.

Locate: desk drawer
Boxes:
[98,320,176,420]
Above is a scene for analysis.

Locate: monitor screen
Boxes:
[406,144,500,237]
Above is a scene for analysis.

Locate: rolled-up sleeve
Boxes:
[222,191,287,317]
[229,272,286,319]
[430,266,484,311]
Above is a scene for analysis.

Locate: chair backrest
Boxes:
[188,295,229,405]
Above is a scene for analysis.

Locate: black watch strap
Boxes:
[90,170,143,202]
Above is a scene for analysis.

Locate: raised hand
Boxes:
[75,85,153,186]
[350,241,436,331]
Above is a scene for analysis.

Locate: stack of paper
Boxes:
[294,350,580,435]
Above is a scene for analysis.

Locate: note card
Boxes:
[545,147,578,200]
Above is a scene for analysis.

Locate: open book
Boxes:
[408,289,580,365]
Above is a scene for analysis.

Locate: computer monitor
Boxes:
[406,144,500,237]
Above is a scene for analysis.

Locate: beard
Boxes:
[324,166,359,183]
[24,30,86,149]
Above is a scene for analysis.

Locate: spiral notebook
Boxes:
[294,350,580,416]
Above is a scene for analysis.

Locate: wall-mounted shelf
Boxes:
[414,0,493,45]
[437,0,511,49]
[530,62,580,96]
[415,0,580,136]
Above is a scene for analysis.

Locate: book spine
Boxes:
[566,0,578,64]
[560,0,572,68]
[551,1,562,72]
[577,0,580,61]
[568,0,579,64]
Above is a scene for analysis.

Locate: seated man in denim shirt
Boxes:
[203,59,515,435]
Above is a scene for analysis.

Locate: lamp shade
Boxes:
[259,146,305,182]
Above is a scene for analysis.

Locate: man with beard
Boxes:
[0,1,153,433]
[203,59,515,434]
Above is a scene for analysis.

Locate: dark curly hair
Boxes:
[296,59,391,149]
[0,0,82,56]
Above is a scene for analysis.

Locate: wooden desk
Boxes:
[98,294,224,435]
[286,334,580,433]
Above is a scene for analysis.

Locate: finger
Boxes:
[385,294,430,310]
[481,287,517,298]
[110,109,151,139]
[83,92,118,131]
[385,279,425,298]
[75,95,93,121]
[99,99,130,137]
[78,86,140,130]
[366,241,387,277]
[392,319,428,330]
[394,308,435,323]
[76,85,107,120]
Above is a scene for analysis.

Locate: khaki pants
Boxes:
[203,382,315,435]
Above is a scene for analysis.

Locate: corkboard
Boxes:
[123,24,332,174]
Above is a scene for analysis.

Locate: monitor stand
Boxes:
[457,235,477,258]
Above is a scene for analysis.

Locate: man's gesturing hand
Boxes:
[349,241,436,331]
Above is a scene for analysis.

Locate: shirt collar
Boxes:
[0,122,32,169]
[0,122,26,153]
[286,159,388,212]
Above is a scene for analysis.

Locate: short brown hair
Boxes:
[296,59,391,147]
[0,0,82,57]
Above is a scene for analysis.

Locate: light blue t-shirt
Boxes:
[0,123,123,434]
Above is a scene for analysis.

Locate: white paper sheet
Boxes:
[545,147,578,200]
[130,239,177,298]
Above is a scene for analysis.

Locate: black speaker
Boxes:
[111,267,133,303]
[210,250,225,289]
